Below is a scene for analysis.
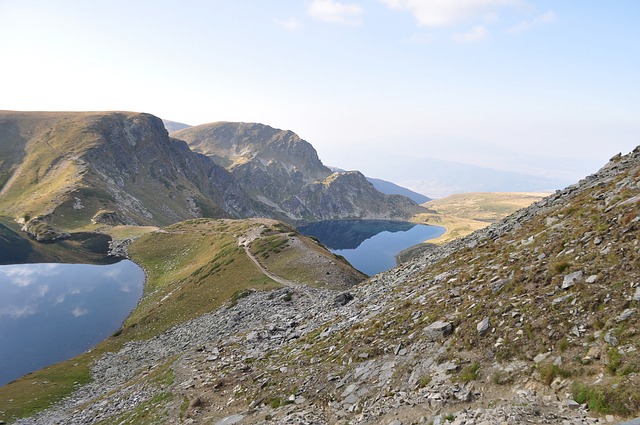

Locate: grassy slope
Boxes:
[0,217,363,423]
[0,112,106,221]
[412,192,549,245]
[248,221,366,289]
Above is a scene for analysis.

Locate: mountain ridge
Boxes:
[172,121,425,223]
[0,112,422,240]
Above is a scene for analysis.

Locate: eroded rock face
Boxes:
[0,111,263,229]
[82,113,261,225]
[173,122,425,223]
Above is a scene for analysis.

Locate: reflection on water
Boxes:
[0,260,145,386]
[298,220,415,250]
[298,220,445,276]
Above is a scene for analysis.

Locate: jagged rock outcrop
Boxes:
[172,122,424,223]
[296,170,425,221]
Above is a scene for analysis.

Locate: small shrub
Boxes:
[228,289,252,307]
[551,261,571,274]
[619,363,639,376]
[558,338,569,352]
[418,375,432,388]
[458,362,480,382]
[269,397,283,408]
[539,363,571,386]
[189,396,205,408]
[492,370,514,385]
[571,382,640,415]
[607,349,622,375]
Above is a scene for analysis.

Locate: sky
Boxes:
[1,0,639,191]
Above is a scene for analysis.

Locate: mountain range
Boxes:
[321,133,595,198]
[0,111,424,240]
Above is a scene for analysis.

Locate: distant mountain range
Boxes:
[328,167,430,204]
[161,119,191,133]
[325,137,582,198]
[0,111,423,240]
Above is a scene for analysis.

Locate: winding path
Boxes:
[239,241,316,301]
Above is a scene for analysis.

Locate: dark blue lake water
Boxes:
[298,220,445,276]
[0,260,145,386]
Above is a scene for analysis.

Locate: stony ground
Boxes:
[14,148,640,425]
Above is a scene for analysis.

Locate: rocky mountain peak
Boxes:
[172,121,424,223]
[172,122,330,177]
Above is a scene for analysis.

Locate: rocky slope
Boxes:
[172,122,424,223]
[7,148,640,424]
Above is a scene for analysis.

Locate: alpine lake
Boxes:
[0,219,442,386]
[297,219,445,276]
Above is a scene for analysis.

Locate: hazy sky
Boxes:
[2,1,639,183]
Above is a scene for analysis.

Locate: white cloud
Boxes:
[0,264,59,287]
[72,306,88,317]
[308,0,364,26]
[507,10,557,34]
[453,25,488,42]
[0,304,37,319]
[275,17,303,31]
[381,0,524,27]
[37,284,49,298]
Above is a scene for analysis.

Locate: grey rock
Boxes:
[604,330,618,347]
[534,352,551,363]
[334,292,354,307]
[341,384,357,398]
[477,317,490,335]
[616,417,640,425]
[634,287,640,302]
[552,294,572,306]
[424,321,453,341]
[585,275,598,284]
[491,278,510,294]
[616,308,636,322]
[343,393,358,405]
[566,399,580,410]
[215,414,244,425]
[562,271,583,289]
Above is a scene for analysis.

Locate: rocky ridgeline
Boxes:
[16,148,640,424]
[172,122,425,224]
[1,112,422,235]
